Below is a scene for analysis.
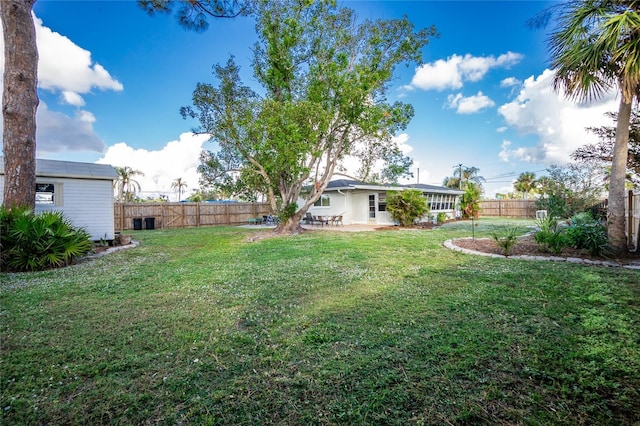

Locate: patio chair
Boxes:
[315,215,329,226]
[331,215,343,226]
[303,212,314,225]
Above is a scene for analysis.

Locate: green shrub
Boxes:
[436,212,448,224]
[279,202,298,221]
[386,190,429,227]
[490,226,521,256]
[1,207,93,272]
[565,212,608,256]
[534,216,568,255]
[460,182,481,219]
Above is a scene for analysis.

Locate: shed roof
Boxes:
[0,157,118,180]
[324,179,463,195]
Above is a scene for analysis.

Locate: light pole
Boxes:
[455,163,463,189]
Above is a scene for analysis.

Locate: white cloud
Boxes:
[407,52,523,91]
[497,69,618,164]
[500,77,520,88]
[446,91,495,114]
[496,126,507,133]
[61,90,86,107]
[408,56,464,91]
[97,133,211,201]
[33,15,123,100]
[0,14,122,154]
[35,101,105,153]
[498,139,537,163]
[393,133,414,155]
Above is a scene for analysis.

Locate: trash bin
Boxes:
[133,218,142,230]
[144,217,155,230]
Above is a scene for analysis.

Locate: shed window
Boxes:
[314,194,330,207]
[36,182,62,206]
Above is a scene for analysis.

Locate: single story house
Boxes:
[302,179,464,226]
[0,157,118,240]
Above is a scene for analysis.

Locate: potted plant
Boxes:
[115,232,132,245]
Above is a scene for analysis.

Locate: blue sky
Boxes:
[1,0,620,200]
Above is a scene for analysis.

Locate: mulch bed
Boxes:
[452,234,640,264]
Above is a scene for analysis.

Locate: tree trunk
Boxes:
[607,98,631,254]
[1,0,38,210]
[273,212,304,235]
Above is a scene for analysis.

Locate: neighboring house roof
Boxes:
[324,179,463,195]
[0,157,118,180]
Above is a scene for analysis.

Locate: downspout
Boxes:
[337,189,348,223]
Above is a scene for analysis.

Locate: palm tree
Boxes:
[443,166,486,191]
[513,172,537,199]
[442,176,461,190]
[544,0,640,253]
[114,166,144,202]
[460,166,486,188]
[171,177,188,202]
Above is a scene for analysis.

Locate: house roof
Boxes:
[324,179,463,195]
[0,157,118,180]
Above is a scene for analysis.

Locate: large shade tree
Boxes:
[137,0,250,30]
[1,0,38,209]
[572,108,640,187]
[1,0,248,210]
[542,0,640,253]
[182,0,436,234]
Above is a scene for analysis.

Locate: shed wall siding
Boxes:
[26,177,114,240]
[42,178,112,240]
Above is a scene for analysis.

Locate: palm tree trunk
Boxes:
[607,98,631,254]
[1,0,38,209]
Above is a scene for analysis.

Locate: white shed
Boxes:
[301,179,464,226]
[0,157,118,240]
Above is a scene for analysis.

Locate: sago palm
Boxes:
[546,0,640,253]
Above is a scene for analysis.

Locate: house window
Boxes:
[424,193,457,210]
[314,194,330,207]
[378,192,387,211]
[35,182,62,206]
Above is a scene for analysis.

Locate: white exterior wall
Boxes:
[304,191,349,222]
[301,187,460,226]
[0,175,115,240]
[36,177,115,240]
[350,192,373,224]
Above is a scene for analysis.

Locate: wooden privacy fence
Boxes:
[478,199,537,218]
[114,202,272,231]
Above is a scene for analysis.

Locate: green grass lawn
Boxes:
[1,219,639,425]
